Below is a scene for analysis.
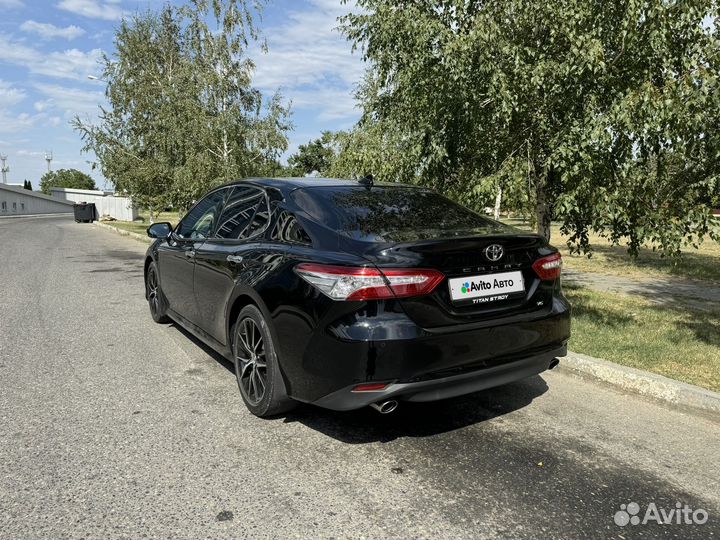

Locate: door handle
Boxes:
[186,250,196,259]
[227,255,244,264]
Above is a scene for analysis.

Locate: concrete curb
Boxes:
[93,221,151,244]
[560,351,720,417]
[0,212,73,219]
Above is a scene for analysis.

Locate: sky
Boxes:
[0,0,365,189]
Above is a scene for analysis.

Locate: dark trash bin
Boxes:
[73,202,96,223]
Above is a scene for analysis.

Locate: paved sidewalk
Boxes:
[564,269,720,310]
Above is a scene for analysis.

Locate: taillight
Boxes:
[532,253,562,281]
[294,263,444,301]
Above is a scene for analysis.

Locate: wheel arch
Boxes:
[143,256,156,299]
[144,256,153,281]
[227,292,260,345]
[226,288,277,354]
[226,288,293,393]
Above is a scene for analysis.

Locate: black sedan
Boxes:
[145,178,570,417]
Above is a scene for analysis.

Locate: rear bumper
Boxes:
[274,292,570,407]
[313,345,565,411]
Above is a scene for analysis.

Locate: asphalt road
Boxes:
[1,215,718,540]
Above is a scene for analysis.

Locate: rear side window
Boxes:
[215,186,270,240]
[291,186,513,242]
[269,208,311,245]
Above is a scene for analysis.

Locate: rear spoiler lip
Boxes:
[341,233,546,254]
[382,232,545,248]
[333,234,549,270]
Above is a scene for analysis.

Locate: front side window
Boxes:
[175,189,229,240]
[215,186,270,240]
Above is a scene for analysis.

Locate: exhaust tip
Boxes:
[548,358,560,370]
[370,400,398,414]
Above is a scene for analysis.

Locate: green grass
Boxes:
[503,218,720,283]
[565,285,720,392]
[103,211,180,236]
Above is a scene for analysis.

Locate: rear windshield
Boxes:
[291,186,515,242]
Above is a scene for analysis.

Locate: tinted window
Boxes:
[215,186,270,240]
[269,207,311,245]
[176,189,228,240]
[292,186,514,242]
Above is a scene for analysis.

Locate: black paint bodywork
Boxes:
[145,178,571,410]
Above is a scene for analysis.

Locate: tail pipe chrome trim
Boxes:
[548,358,560,370]
[369,400,398,414]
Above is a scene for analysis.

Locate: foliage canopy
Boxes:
[286,131,339,176]
[74,0,291,216]
[40,169,96,194]
[339,0,720,253]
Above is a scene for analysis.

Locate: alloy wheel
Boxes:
[235,317,267,405]
[147,269,160,316]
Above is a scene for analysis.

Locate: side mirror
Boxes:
[147,222,172,239]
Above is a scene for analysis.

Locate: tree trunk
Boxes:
[149,206,155,224]
[493,183,503,221]
[536,180,551,241]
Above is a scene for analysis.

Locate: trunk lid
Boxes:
[341,234,555,328]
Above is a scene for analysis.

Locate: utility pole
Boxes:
[44,151,53,173]
[0,154,8,184]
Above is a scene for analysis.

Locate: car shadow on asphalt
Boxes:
[168,322,549,443]
[169,323,236,373]
[282,376,548,443]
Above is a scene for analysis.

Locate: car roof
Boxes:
[223,177,423,194]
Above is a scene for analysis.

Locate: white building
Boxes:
[0,184,74,216]
[50,188,138,221]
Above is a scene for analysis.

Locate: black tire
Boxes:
[232,305,296,417]
[145,262,170,323]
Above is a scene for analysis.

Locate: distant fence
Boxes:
[50,188,138,221]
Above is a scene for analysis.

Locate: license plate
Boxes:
[448,271,525,304]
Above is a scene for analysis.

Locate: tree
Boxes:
[340,0,720,254]
[74,1,291,220]
[327,123,414,181]
[287,131,339,176]
[23,180,32,191]
[40,169,96,194]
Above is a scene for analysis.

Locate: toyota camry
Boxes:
[145,177,571,416]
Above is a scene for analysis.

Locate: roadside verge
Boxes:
[94,221,151,244]
[560,351,720,419]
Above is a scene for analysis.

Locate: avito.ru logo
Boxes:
[461,277,515,294]
[614,502,708,526]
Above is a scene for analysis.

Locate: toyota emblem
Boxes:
[485,244,504,262]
